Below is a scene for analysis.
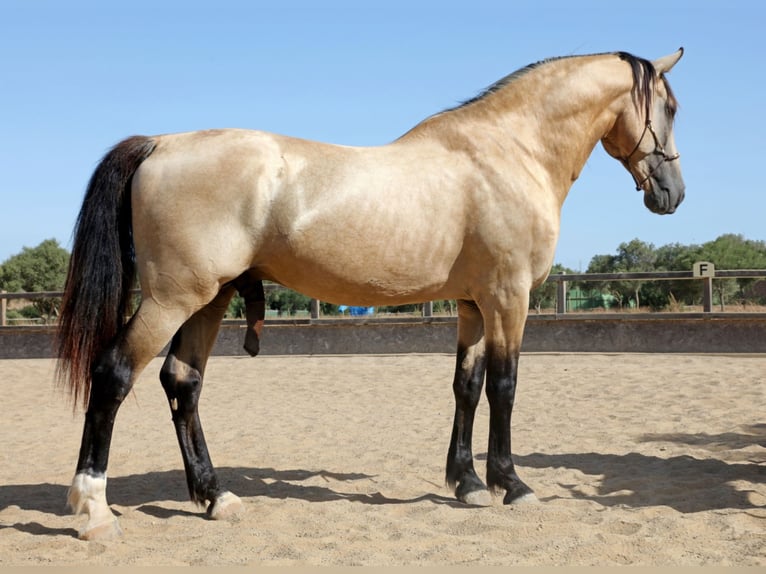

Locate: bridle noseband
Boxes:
[621,118,680,191]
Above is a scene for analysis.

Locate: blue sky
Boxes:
[1,1,763,271]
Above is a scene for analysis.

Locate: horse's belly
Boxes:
[256,201,466,304]
[257,242,460,306]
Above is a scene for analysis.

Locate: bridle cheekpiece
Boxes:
[621,118,680,191]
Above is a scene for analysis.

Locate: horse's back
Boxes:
[128,129,470,304]
[129,127,555,306]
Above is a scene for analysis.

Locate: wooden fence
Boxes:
[2,269,766,326]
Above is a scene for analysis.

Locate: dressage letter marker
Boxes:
[693,261,715,278]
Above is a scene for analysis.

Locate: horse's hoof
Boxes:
[208,491,244,521]
[78,517,123,541]
[460,489,492,507]
[504,491,539,505]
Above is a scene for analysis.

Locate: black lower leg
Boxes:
[485,349,533,504]
[446,345,487,500]
[160,347,223,508]
[75,347,134,476]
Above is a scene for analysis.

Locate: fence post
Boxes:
[423,301,433,318]
[309,298,320,319]
[702,276,713,313]
[556,275,567,314]
[0,291,6,326]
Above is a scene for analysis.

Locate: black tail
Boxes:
[56,136,157,408]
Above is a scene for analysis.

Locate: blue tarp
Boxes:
[338,305,375,316]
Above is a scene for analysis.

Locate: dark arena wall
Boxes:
[2,313,765,359]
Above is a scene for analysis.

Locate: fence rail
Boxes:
[2,269,766,326]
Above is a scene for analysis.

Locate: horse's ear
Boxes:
[653,48,684,74]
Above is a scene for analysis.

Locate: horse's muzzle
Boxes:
[644,183,685,215]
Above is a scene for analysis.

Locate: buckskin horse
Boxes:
[57,49,685,539]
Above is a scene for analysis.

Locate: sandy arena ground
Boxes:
[0,353,764,566]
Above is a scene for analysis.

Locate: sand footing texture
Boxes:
[1,353,764,566]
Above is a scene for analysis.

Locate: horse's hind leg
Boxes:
[159,284,242,520]
[446,300,492,506]
[68,299,194,540]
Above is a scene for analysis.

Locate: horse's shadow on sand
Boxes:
[0,467,461,536]
[516,423,766,514]
[2,425,764,536]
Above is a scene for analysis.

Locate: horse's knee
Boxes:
[453,363,484,408]
[453,373,483,402]
[485,376,516,408]
[484,350,519,406]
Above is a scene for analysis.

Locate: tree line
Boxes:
[2,234,766,322]
[531,234,766,312]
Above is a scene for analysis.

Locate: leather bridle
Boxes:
[621,118,680,191]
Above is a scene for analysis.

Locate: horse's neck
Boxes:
[528,58,631,192]
[406,55,631,205]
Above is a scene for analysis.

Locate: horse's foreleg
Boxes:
[446,300,491,506]
[483,297,537,505]
[68,300,191,540]
[159,285,243,520]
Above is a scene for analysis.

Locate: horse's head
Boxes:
[602,49,685,215]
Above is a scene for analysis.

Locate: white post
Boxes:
[556,275,567,314]
[0,291,6,327]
